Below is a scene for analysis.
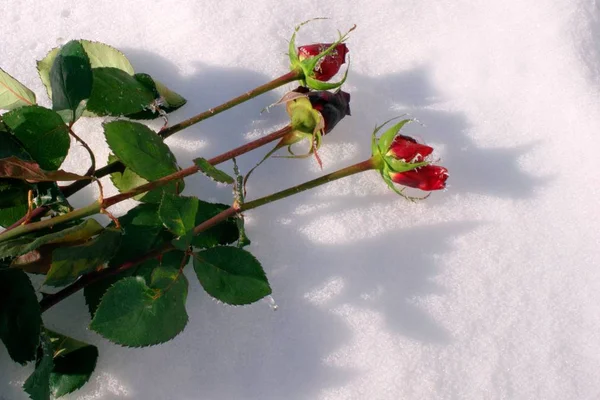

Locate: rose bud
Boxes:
[258,88,351,165]
[298,43,349,82]
[386,134,433,163]
[288,21,355,90]
[307,89,351,134]
[242,88,352,189]
[370,118,448,196]
[389,165,449,191]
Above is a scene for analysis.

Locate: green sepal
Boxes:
[380,166,429,202]
[370,117,405,156]
[384,157,428,173]
[304,58,350,91]
[287,96,323,135]
[288,19,354,90]
[381,166,405,196]
[378,119,412,154]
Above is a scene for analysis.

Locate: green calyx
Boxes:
[370,118,430,199]
[281,95,324,158]
[288,19,355,90]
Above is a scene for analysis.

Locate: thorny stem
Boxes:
[39,157,377,312]
[0,126,294,243]
[7,69,303,230]
[158,69,303,139]
[241,158,376,211]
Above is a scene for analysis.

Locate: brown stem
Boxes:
[0,125,292,240]
[158,70,301,139]
[67,125,96,177]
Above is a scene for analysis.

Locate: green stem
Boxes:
[159,69,303,139]
[242,158,376,211]
[0,202,101,243]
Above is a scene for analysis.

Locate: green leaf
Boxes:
[90,266,188,347]
[80,40,134,74]
[0,219,104,258]
[38,41,135,103]
[104,120,178,180]
[0,156,90,182]
[50,40,93,123]
[192,200,239,249]
[2,106,70,170]
[0,179,31,208]
[84,248,182,317]
[108,154,182,204]
[23,331,53,400]
[46,329,98,398]
[86,68,155,116]
[126,74,187,119]
[378,119,411,154]
[0,204,27,228]
[107,204,171,267]
[193,158,234,184]
[154,79,187,109]
[0,68,36,110]
[0,127,33,227]
[83,204,173,316]
[0,123,32,160]
[45,228,121,287]
[0,268,42,364]
[159,193,198,242]
[193,246,271,305]
[36,47,60,101]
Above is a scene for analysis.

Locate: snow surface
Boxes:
[2,0,600,399]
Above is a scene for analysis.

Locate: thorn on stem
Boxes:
[21,190,35,225]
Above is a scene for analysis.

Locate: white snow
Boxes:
[2,0,600,399]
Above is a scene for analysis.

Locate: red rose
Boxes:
[297,43,349,82]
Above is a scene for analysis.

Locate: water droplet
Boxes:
[264,295,278,311]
